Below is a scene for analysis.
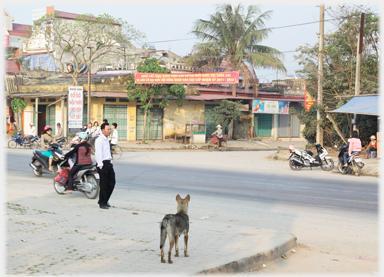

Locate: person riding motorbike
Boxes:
[25,123,37,145]
[343,130,362,167]
[62,132,93,194]
[40,126,57,171]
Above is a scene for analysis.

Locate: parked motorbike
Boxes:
[337,144,364,176]
[287,143,334,171]
[53,156,100,199]
[8,131,39,149]
[29,143,64,176]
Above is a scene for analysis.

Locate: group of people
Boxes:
[343,131,377,167]
[82,119,119,147]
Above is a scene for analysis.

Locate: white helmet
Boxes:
[29,123,34,125]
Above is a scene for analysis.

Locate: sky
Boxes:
[4,0,381,82]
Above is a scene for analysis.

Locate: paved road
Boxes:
[6,149,378,214]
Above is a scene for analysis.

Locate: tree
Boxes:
[295,5,379,146]
[206,99,244,139]
[11,99,27,134]
[25,12,145,85]
[127,58,186,143]
[188,4,286,97]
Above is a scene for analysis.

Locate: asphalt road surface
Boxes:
[5,149,378,214]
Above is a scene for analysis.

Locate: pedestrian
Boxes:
[55,123,64,140]
[93,121,101,137]
[110,123,118,147]
[95,122,115,209]
[62,132,93,194]
[364,135,377,159]
[211,124,223,151]
[343,130,362,167]
[25,123,37,145]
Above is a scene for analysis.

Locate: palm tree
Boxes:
[188,4,286,97]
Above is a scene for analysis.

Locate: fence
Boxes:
[5,75,24,94]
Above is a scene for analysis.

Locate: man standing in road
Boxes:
[25,123,36,145]
[95,122,115,209]
[55,123,64,140]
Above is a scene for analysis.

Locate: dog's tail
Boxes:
[160,215,173,249]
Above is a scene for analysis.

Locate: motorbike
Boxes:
[53,156,100,199]
[8,131,40,149]
[56,137,68,150]
[29,143,64,176]
[69,133,80,149]
[337,144,364,176]
[287,143,334,171]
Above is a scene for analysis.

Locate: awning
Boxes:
[185,94,255,100]
[329,95,379,116]
[6,92,67,98]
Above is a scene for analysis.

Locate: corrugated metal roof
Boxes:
[330,95,379,116]
[55,10,120,25]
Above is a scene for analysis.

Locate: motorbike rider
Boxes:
[25,123,37,145]
[343,130,362,167]
[55,123,64,140]
[40,126,57,171]
[62,132,93,194]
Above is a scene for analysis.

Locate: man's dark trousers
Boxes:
[97,160,115,207]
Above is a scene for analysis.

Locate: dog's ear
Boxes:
[176,194,181,202]
[185,194,190,203]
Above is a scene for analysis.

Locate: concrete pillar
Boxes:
[35,97,38,135]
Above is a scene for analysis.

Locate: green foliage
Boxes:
[188,4,286,88]
[126,58,186,110]
[295,5,379,146]
[206,99,244,130]
[11,99,27,113]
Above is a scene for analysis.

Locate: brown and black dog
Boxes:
[160,194,190,263]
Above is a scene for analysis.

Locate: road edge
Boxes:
[197,235,297,274]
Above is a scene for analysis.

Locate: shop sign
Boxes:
[68,86,84,133]
[252,100,289,114]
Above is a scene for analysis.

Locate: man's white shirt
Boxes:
[95,133,112,169]
[30,126,36,136]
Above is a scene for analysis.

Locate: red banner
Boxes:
[304,84,316,112]
[134,71,239,84]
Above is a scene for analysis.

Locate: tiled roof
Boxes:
[9,23,32,37]
[33,73,130,86]
[5,60,22,74]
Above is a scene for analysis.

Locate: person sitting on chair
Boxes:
[364,135,377,159]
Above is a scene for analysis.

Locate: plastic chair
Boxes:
[370,151,377,158]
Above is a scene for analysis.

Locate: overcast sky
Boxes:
[4,0,380,82]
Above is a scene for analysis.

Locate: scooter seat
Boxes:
[34,150,49,161]
[78,164,96,171]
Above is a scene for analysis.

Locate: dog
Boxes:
[160,194,190,264]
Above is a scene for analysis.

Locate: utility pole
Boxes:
[353,13,365,133]
[86,46,93,125]
[316,3,324,145]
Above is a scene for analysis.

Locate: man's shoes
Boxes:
[106,202,111,207]
[99,205,109,209]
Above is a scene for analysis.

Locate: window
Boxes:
[40,98,47,102]
[119,98,129,102]
[48,98,55,102]
[106,98,116,102]
[30,99,35,102]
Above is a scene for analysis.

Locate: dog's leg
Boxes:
[168,239,174,264]
[184,234,189,257]
[174,236,179,257]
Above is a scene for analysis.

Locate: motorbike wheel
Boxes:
[321,158,334,171]
[338,163,348,174]
[289,159,303,171]
[111,145,122,160]
[32,161,43,177]
[53,174,66,194]
[84,175,99,199]
[354,163,362,176]
[8,140,17,149]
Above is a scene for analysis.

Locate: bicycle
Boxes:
[207,135,227,152]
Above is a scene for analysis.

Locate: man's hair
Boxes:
[352,130,359,138]
[57,123,61,126]
[112,123,117,128]
[103,119,108,123]
[101,122,110,130]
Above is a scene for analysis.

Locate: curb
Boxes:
[120,147,289,152]
[197,235,297,274]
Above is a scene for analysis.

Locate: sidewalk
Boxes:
[6,175,297,275]
[117,138,308,151]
